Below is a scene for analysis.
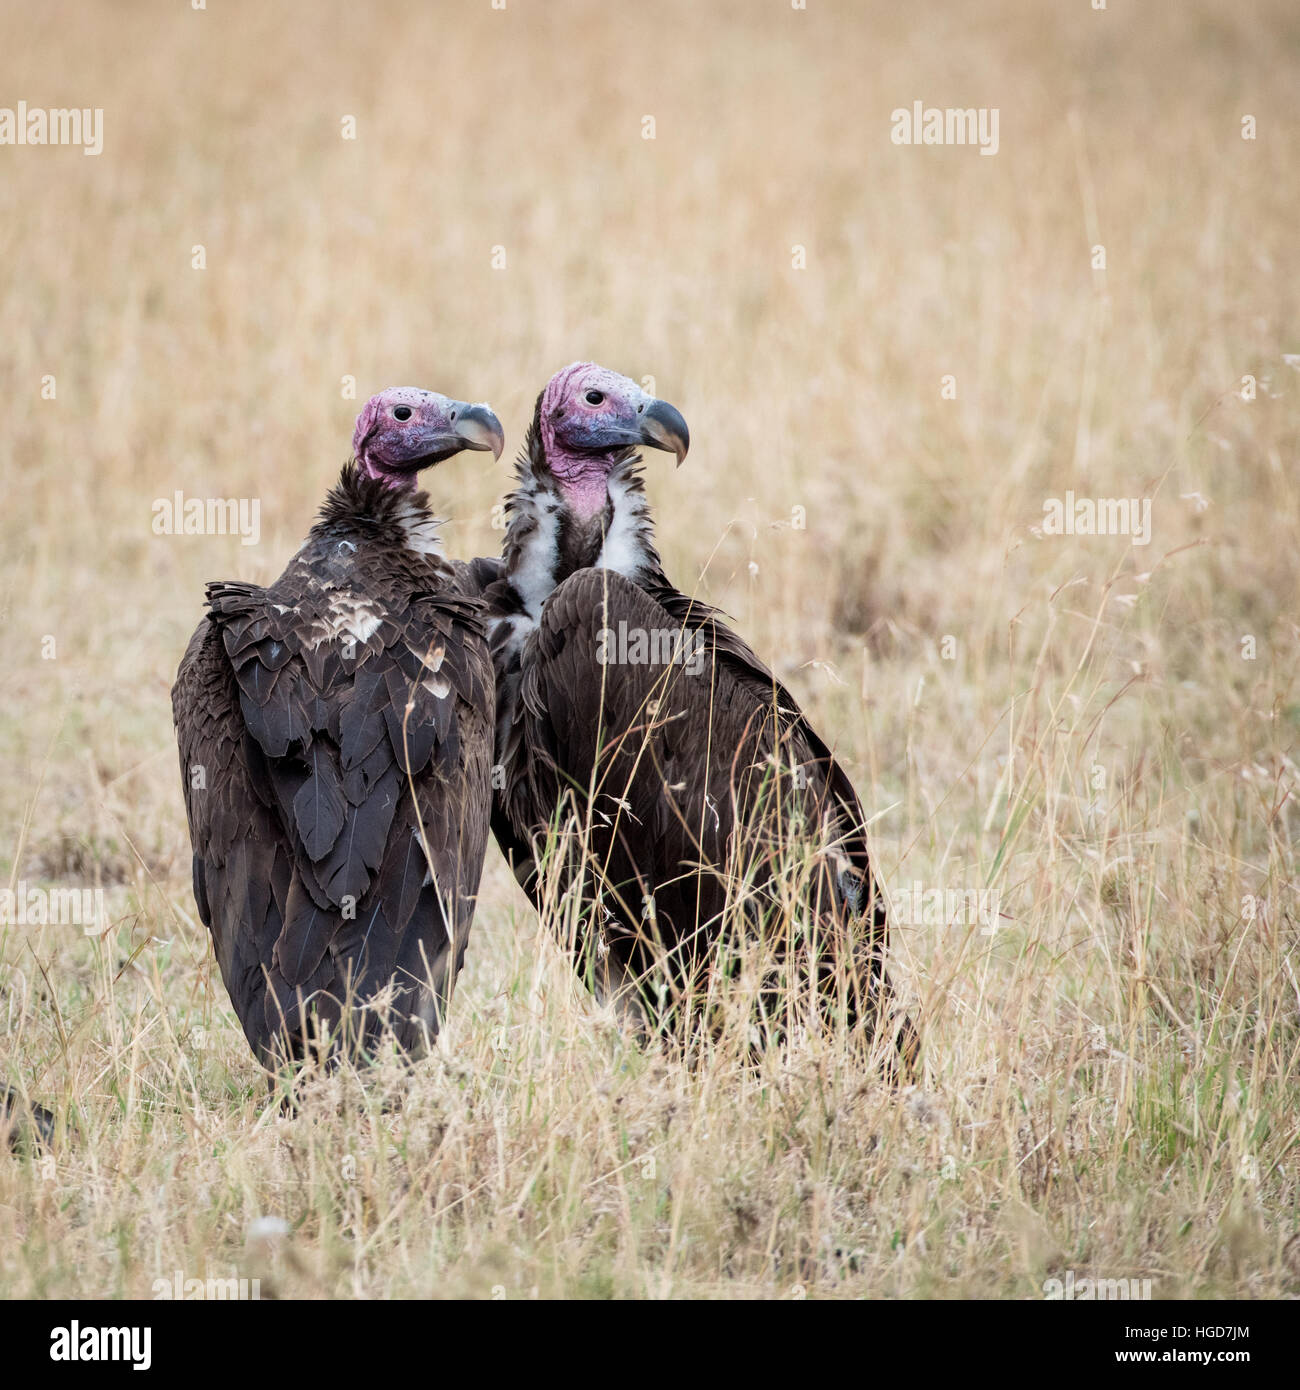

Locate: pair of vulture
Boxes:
[173,365,918,1079]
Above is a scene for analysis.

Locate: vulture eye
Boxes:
[584,390,605,406]
[392,405,412,421]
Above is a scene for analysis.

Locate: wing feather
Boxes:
[174,549,495,1070]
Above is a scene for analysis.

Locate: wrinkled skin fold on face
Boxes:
[353,387,504,489]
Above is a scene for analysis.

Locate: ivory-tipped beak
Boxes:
[638,397,690,466]
[452,403,506,460]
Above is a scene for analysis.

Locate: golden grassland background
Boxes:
[2,0,1299,1297]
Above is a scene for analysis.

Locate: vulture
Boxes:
[479,362,917,1070]
[172,388,503,1073]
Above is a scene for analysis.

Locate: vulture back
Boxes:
[173,468,495,1072]
[498,565,914,1066]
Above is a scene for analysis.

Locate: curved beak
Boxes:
[638,397,690,466]
[450,402,506,460]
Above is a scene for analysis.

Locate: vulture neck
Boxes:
[501,429,663,621]
[311,462,445,558]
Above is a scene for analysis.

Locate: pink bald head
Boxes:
[536,362,689,520]
[352,387,504,490]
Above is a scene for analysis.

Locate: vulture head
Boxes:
[537,362,689,519]
[353,388,505,490]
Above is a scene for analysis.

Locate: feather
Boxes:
[274,874,338,988]
[319,763,401,903]
[482,410,915,1069]
[173,461,495,1073]
[293,744,347,862]
[338,665,389,769]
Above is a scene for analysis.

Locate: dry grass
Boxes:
[2,0,1299,1299]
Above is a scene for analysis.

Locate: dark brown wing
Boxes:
[174,617,292,1066]
[458,555,505,598]
[644,575,889,928]
[174,581,493,1068]
[502,567,908,1057]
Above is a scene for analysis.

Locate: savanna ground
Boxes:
[1,0,1298,1300]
